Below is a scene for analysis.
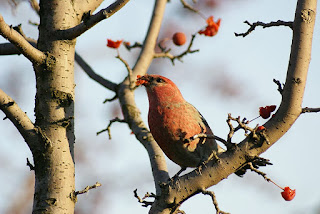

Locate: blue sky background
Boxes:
[0,0,319,213]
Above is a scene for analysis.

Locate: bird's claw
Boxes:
[169,167,187,183]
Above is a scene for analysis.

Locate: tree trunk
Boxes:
[31,0,80,213]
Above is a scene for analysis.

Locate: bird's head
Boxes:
[136,74,184,103]
[136,74,171,87]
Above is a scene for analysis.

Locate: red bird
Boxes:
[137,75,223,168]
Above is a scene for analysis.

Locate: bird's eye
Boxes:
[156,78,164,83]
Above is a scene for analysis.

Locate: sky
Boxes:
[0,0,319,213]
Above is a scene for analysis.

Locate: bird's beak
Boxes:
[136,75,150,86]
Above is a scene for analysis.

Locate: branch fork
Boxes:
[133,189,155,207]
[154,34,199,65]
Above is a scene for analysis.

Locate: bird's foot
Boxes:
[169,167,187,183]
[196,161,208,175]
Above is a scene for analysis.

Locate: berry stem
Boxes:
[268,179,284,190]
[249,115,260,122]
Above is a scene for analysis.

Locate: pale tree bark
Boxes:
[0,0,129,213]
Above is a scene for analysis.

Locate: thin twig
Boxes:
[301,107,320,114]
[154,34,199,65]
[26,158,35,171]
[180,0,199,13]
[103,94,118,103]
[226,114,235,144]
[228,114,255,134]
[97,117,126,139]
[273,79,284,94]
[226,114,269,148]
[176,209,186,214]
[133,189,154,207]
[235,20,293,37]
[247,162,283,190]
[258,129,270,144]
[123,41,143,51]
[201,189,229,214]
[75,182,102,196]
[116,54,134,89]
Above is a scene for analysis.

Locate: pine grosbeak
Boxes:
[137,75,223,168]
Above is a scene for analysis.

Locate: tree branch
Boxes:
[0,89,38,151]
[273,78,284,95]
[0,14,46,65]
[154,34,199,65]
[301,107,320,113]
[201,189,229,214]
[116,54,134,89]
[149,0,317,213]
[179,0,199,13]
[0,37,37,56]
[57,0,130,40]
[235,20,293,37]
[96,117,126,139]
[28,0,40,14]
[26,157,35,171]
[118,0,170,197]
[75,182,102,196]
[133,189,155,207]
[75,52,117,91]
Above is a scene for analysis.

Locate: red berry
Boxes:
[281,187,296,201]
[267,105,276,112]
[259,105,276,119]
[259,105,277,119]
[172,32,186,46]
[257,126,265,131]
[259,107,270,119]
[107,39,123,48]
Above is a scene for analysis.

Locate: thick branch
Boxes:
[131,0,166,77]
[57,0,130,40]
[0,38,37,55]
[0,14,46,65]
[0,89,38,151]
[75,52,117,91]
[118,0,170,196]
[73,0,104,17]
[257,0,317,150]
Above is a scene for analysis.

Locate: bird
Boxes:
[136,74,223,171]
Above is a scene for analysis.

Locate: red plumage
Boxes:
[138,75,222,167]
